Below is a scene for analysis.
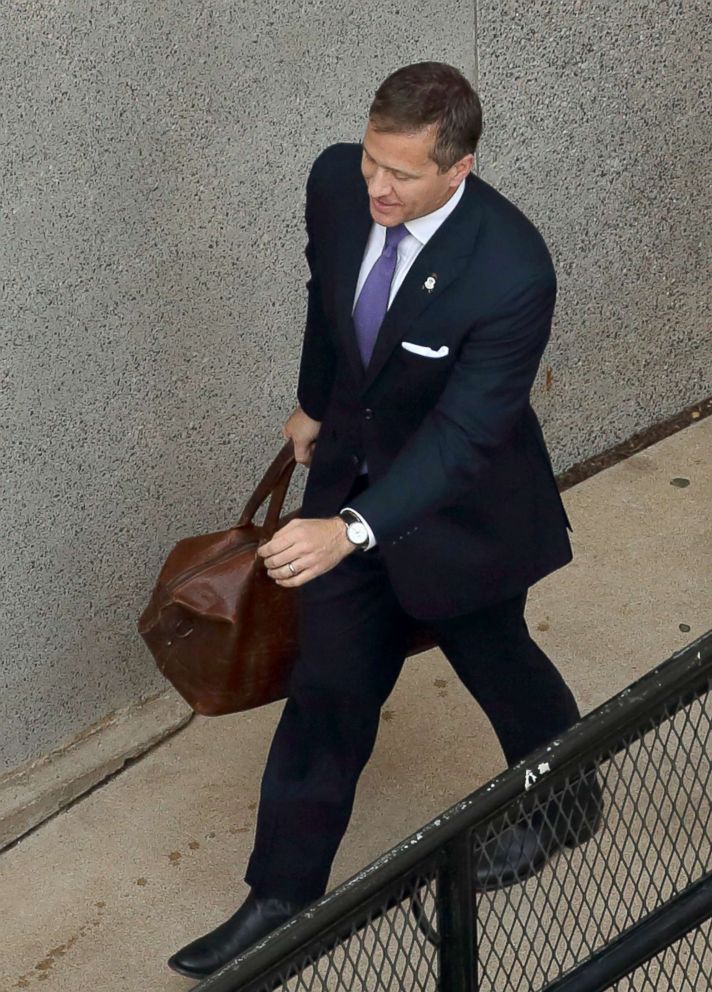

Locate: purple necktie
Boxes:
[353,223,409,368]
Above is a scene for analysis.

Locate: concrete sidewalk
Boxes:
[1,417,710,992]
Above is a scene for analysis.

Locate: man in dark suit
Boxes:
[170,62,599,979]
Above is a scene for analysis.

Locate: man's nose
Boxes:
[368,169,393,200]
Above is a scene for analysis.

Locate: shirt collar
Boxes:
[404,179,466,245]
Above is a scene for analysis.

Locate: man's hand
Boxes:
[283,406,322,466]
[258,517,355,587]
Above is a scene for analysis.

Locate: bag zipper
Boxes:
[158,530,262,604]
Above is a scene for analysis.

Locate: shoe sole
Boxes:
[473,844,557,893]
[167,955,212,980]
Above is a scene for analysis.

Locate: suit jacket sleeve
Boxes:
[296,163,338,422]
[347,272,557,542]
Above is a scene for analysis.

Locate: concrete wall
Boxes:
[1,1,709,774]
[476,0,711,464]
[0,1,475,773]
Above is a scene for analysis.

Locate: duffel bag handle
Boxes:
[237,441,298,540]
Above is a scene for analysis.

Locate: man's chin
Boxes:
[370,207,404,225]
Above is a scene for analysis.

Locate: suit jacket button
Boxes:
[351,454,361,466]
[364,408,374,420]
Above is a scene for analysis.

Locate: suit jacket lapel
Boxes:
[333,183,372,384]
[362,175,482,392]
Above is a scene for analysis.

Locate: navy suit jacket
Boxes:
[297,143,572,620]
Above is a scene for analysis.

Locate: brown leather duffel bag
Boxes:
[139,442,434,716]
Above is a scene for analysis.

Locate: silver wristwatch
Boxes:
[339,510,370,550]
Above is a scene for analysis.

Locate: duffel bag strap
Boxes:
[236,441,297,539]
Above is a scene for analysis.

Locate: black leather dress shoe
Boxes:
[473,775,604,892]
[168,892,308,979]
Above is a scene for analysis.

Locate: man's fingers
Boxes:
[261,518,347,588]
[258,521,301,558]
[281,426,308,462]
[294,444,312,465]
[258,536,295,558]
[263,546,307,570]
[274,566,315,588]
[267,551,314,576]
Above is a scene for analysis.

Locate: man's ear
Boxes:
[449,153,475,186]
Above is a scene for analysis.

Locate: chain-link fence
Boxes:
[196,630,712,992]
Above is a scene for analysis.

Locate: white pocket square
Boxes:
[401,342,449,359]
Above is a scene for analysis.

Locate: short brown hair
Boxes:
[369,62,482,172]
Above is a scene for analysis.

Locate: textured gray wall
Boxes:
[1,2,710,774]
[0,1,474,772]
[475,0,712,464]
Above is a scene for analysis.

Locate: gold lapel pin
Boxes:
[423,274,437,293]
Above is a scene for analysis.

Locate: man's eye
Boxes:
[393,174,411,182]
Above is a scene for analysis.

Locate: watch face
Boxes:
[348,521,368,546]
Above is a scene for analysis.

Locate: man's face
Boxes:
[360,121,472,227]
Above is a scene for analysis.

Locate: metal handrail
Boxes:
[195,629,712,992]
[541,871,712,992]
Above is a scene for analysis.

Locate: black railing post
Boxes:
[437,831,477,992]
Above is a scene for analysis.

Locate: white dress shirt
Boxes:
[352,179,466,309]
[343,180,467,549]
